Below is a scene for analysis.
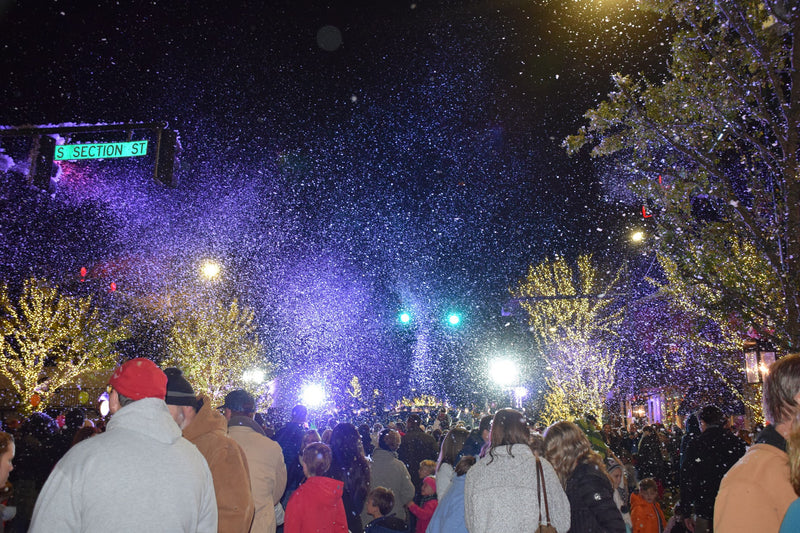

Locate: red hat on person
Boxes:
[422,475,437,493]
[108,358,167,401]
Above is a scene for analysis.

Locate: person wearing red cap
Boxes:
[29,358,218,532]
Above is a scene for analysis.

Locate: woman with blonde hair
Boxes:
[544,421,625,533]
[464,409,570,533]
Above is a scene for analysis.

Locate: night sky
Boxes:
[0,0,670,407]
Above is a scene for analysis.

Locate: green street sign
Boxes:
[54,140,148,161]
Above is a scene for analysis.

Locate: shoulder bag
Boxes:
[535,456,558,533]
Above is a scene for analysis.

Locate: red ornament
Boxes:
[30,393,41,407]
[109,282,117,292]
[80,267,87,282]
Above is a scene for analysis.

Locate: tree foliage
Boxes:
[566,0,800,350]
[0,278,129,414]
[511,255,622,422]
[568,0,800,350]
[164,298,271,409]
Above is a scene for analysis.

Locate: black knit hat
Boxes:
[221,389,255,414]
[164,368,197,407]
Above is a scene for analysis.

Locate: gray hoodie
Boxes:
[30,397,217,533]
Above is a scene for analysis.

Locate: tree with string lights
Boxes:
[0,277,129,414]
[511,255,623,422]
[163,298,272,408]
[565,0,800,352]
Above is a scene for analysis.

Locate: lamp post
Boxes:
[743,340,776,384]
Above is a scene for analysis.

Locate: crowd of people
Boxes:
[2,353,800,532]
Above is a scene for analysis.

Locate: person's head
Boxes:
[330,423,363,461]
[437,427,469,468]
[378,428,401,451]
[301,442,332,478]
[221,389,255,420]
[421,475,436,497]
[639,478,659,503]
[406,413,422,431]
[487,409,529,460]
[321,428,333,444]
[164,367,198,430]
[291,404,308,424]
[302,429,321,451]
[64,408,86,430]
[544,420,605,487]
[684,412,700,434]
[478,414,493,442]
[0,432,14,486]
[366,486,395,518]
[606,458,623,488]
[107,358,168,414]
[697,405,726,431]
[763,353,800,427]
[454,455,476,477]
[419,459,436,479]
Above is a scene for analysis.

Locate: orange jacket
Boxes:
[714,442,795,533]
[630,492,665,533]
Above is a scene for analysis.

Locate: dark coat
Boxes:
[457,429,485,461]
[636,434,666,481]
[679,426,746,519]
[365,514,408,532]
[275,421,306,497]
[397,428,439,491]
[565,462,626,533]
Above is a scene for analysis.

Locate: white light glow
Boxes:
[300,383,326,408]
[489,359,518,387]
[201,260,221,280]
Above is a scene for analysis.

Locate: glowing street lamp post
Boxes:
[489,359,522,408]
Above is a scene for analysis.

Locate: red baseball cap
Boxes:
[108,358,167,401]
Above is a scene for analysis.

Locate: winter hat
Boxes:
[422,475,437,493]
[164,368,197,407]
[108,358,167,401]
[221,389,255,414]
[605,458,622,474]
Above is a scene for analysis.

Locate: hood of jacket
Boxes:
[227,414,267,436]
[304,476,344,504]
[182,394,228,442]
[107,397,182,445]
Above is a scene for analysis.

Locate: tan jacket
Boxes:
[714,442,796,533]
[184,396,255,533]
[228,417,288,533]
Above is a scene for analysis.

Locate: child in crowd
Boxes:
[284,442,347,533]
[418,459,436,484]
[408,476,438,533]
[364,487,407,533]
[630,478,666,533]
[606,458,632,533]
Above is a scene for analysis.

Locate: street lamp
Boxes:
[744,340,776,384]
[489,359,518,388]
[200,260,221,280]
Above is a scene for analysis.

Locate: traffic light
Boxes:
[32,135,56,191]
[154,129,179,187]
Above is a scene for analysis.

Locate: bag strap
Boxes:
[535,456,552,526]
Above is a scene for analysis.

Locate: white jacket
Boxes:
[30,398,217,533]
[464,444,570,533]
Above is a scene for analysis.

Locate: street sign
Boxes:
[54,140,148,161]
